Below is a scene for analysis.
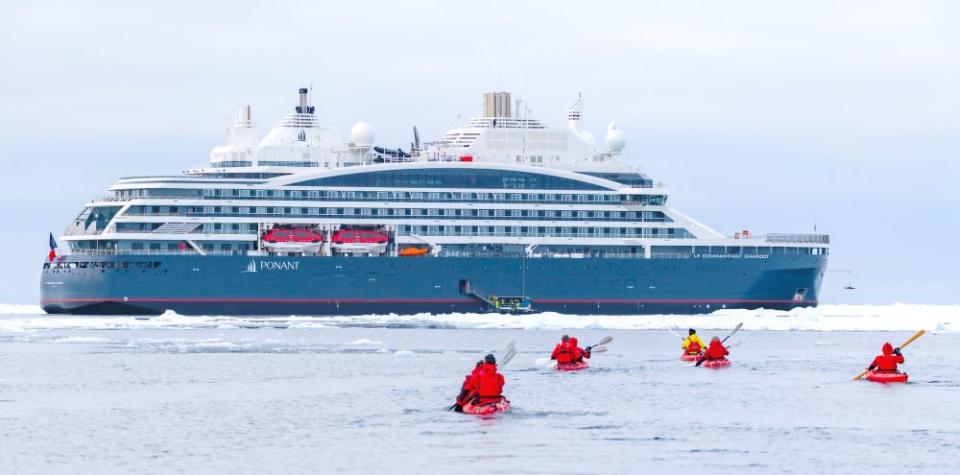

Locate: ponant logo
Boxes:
[243,260,300,272]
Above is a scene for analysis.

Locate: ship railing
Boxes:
[91,195,124,202]
[764,233,830,244]
[63,227,101,236]
[62,249,675,259]
[649,252,693,259]
[119,211,671,224]
[729,233,830,244]
[109,194,646,205]
[67,249,247,256]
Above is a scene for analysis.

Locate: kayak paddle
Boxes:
[852,330,925,381]
[499,342,518,368]
[587,336,612,352]
[667,326,685,340]
[721,322,743,344]
[590,346,607,353]
[695,322,743,367]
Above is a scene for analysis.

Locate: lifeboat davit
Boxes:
[399,247,429,257]
[261,228,324,253]
[331,230,389,254]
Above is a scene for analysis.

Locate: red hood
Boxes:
[479,362,498,373]
[569,338,578,346]
[882,342,894,355]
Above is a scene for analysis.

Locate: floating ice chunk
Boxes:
[350,338,383,345]
[394,350,416,357]
[52,336,113,344]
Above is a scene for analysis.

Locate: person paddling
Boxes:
[568,337,592,362]
[682,328,705,356]
[700,336,729,363]
[453,361,484,412]
[551,335,573,364]
[466,354,506,405]
[867,343,904,373]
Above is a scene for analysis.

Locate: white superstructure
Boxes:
[61,87,829,262]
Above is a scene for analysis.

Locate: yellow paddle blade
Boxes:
[899,330,925,349]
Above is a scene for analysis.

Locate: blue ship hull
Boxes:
[40,254,826,315]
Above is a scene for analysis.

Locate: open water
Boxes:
[1,304,959,474]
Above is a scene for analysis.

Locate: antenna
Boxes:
[828,269,856,290]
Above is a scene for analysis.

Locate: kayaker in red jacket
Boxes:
[453,361,484,412]
[568,337,592,362]
[468,354,505,404]
[551,335,572,363]
[702,337,729,360]
[867,342,904,372]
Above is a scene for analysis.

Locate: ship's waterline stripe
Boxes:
[41,297,817,305]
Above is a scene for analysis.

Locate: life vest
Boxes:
[686,341,702,354]
[872,343,904,371]
[873,355,903,371]
[473,363,504,399]
[705,341,729,359]
[569,338,583,361]
[554,343,574,364]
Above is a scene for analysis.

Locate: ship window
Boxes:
[289,168,611,190]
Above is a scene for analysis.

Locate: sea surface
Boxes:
[1,304,959,474]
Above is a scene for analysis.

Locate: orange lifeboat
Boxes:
[399,247,429,257]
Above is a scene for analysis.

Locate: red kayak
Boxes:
[556,361,589,371]
[700,358,731,369]
[461,397,510,416]
[680,353,701,362]
[865,370,908,383]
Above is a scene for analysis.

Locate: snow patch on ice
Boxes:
[393,350,416,357]
[52,336,114,344]
[349,338,383,345]
[0,303,957,333]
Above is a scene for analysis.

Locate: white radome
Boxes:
[605,122,626,153]
[350,122,376,147]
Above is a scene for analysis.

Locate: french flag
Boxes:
[48,232,58,262]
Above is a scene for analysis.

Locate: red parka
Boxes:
[704,340,729,359]
[551,343,573,364]
[870,343,904,372]
[460,362,483,390]
[569,337,590,361]
[468,363,505,402]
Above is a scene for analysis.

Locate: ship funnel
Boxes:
[483,92,512,118]
[295,87,314,114]
[234,105,253,128]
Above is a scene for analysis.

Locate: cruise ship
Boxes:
[40,88,829,315]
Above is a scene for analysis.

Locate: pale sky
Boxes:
[1,0,958,304]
